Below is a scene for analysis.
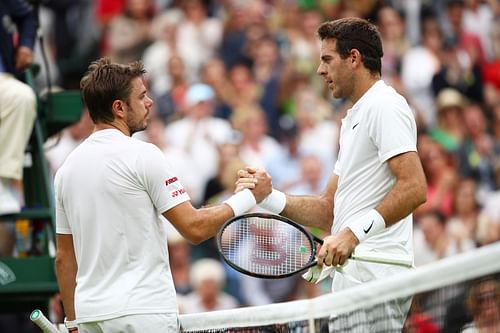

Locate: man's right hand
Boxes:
[235,166,272,203]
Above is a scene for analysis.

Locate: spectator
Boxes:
[217,2,253,69]
[401,15,444,128]
[203,142,242,205]
[428,88,467,153]
[165,83,234,206]
[293,87,339,172]
[104,0,155,64]
[483,19,500,109]
[231,104,282,169]
[376,6,409,93]
[226,63,261,110]
[0,0,37,215]
[250,36,283,138]
[265,124,302,191]
[287,154,328,196]
[200,57,233,120]
[447,178,485,247]
[176,0,223,83]
[415,136,458,219]
[432,41,484,104]
[462,0,495,60]
[493,104,500,157]
[414,211,472,267]
[143,116,203,206]
[43,0,101,89]
[479,157,500,245]
[141,9,184,97]
[441,0,485,65]
[456,103,496,197]
[166,227,192,296]
[44,109,94,177]
[179,258,239,314]
[462,277,500,333]
[152,54,189,124]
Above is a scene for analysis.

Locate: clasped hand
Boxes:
[235,166,273,203]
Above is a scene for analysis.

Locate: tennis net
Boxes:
[180,242,500,332]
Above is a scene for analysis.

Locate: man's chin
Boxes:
[130,125,147,135]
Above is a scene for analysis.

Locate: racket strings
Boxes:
[221,216,314,276]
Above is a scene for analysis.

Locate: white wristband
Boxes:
[348,209,386,243]
[223,189,257,216]
[258,189,286,214]
[64,318,78,329]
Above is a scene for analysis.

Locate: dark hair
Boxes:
[80,57,146,124]
[317,17,383,75]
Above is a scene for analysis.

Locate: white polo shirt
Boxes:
[333,80,417,259]
[55,129,190,323]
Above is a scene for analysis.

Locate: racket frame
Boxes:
[217,212,323,279]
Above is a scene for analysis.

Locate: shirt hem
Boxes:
[77,308,179,324]
[379,146,416,163]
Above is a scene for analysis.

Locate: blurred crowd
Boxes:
[18,0,500,328]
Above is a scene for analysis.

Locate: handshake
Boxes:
[224,166,287,216]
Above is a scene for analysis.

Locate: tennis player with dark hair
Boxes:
[54,58,269,332]
[237,17,427,331]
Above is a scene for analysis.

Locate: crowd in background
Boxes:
[14,0,500,329]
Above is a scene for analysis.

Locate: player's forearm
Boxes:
[281,194,333,232]
[164,201,234,244]
[192,204,235,243]
[55,255,77,320]
[376,177,427,227]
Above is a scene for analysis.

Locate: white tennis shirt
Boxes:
[333,80,417,259]
[55,129,190,323]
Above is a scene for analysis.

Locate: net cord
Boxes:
[180,242,500,331]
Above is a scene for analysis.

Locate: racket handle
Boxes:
[351,252,413,268]
[30,309,61,333]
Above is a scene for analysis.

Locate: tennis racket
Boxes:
[30,309,61,333]
[217,213,413,279]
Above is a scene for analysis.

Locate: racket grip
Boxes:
[30,309,62,333]
[351,252,413,268]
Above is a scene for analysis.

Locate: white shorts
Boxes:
[78,313,179,333]
[329,260,412,332]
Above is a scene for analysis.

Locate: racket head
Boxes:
[217,212,319,279]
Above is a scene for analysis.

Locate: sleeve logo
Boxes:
[165,177,178,186]
[171,188,186,197]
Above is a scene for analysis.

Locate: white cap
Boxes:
[186,83,215,107]
[190,258,226,289]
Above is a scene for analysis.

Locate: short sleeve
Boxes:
[136,144,190,214]
[54,169,72,234]
[366,95,417,162]
[333,160,341,176]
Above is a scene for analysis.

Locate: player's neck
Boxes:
[94,121,130,136]
[350,73,381,104]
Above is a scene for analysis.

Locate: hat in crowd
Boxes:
[190,258,226,289]
[436,88,466,113]
[186,83,215,107]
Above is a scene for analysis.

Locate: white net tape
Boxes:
[180,242,500,331]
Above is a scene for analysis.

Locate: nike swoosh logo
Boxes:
[363,220,374,234]
[352,123,359,130]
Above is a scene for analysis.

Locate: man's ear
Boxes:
[112,100,126,119]
[350,48,362,68]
